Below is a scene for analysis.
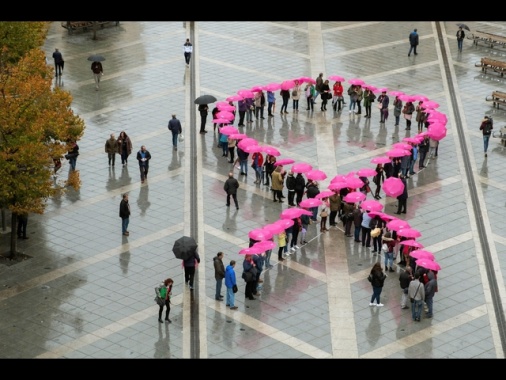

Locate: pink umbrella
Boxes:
[299,198,323,208]
[369,212,396,221]
[219,126,239,135]
[382,177,405,197]
[237,138,258,150]
[393,142,412,150]
[343,191,366,203]
[378,87,388,93]
[243,144,264,153]
[397,228,422,239]
[328,181,348,191]
[217,104,235,112]
[281,80,295,90]
[239,246,263,255]
[371,156,392,164]
[300,77,316,84]
[227,95,243,102]
[292,162,313,174]
[389,91,405,97]
[403,137,420,144]
[280,208,312,220]
[422,100,439,109]
[386,148,411,158]
[212,118,232,125]
[386,218,411,231]
[356,168,377,177]
[360,199,384,212]
[229,133,248,139]
[363,84,378,92]
[252,240,276,252]
[274,158,295,166]
[237,89,255,99]
[331,174,348,183]
[274,218,295,229]
[216,111,235,120]
[264,220,293,235]
[250,85,264,92]
[411,94,429,102]
[328,75,345,82]
[402,240,424,249]
[398,94,416,103]
[306,169,327,181]
[248,228,273,241]
[315,190,334,199]
[348,78,365,86]
[343,177,365,189]
[409,249,434,260]
[262,146,281,156]
[416,259,441,271]
[216,101,232,108]
[264,83,282,92]
[427,125,447,141]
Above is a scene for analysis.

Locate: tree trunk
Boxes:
[8,212,18,259]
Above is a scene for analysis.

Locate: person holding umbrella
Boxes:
[198,104,208,134]
[91,60,103,90]
[183,247,200,290]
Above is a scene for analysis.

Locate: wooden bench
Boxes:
[475,57,506,77]
[467,30,506,49]
[486,90,506,109]
[61,21,119,34]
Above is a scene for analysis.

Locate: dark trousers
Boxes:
[139,163,149,181]
[419,151,427,167]
[245,281,256,298]
[356,101,362,114]
[306,97,314,111]
[295,190,304,205]
[361,227,371,246]
[184,52,191,64]
[228,147,235,162]
[397,199,407,213]
[200,115,207,132]
[291,229,300,248]
[268,102,274,115]
[17,215,28,238]
[288,191,295,206]
[226,193,238,208]
[238,111,246,125]
[184,266,196,287]
[365,105,371,117]
[108,153,115,166]
[158,299,170,320]
[330,210,338,225]
[278,246,284,259]
[55,62,63,76]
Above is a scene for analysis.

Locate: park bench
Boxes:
[485,90,506,109]
[467,30,506,49]
[475,57,506,77]
[61,21,119,34]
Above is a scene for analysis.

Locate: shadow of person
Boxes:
[365,305,381,347]
[137,185,151,216]
[169,149,182,171]
[223,207,238,232]
[154,322,171,358]
[106,166,119,191]
[119,249,131,274]
[119,165,132,186]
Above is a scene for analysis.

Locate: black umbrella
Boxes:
[172,236,198,260]
[456,23,470,31]
[194,95,217,105]
[88,54,106,62]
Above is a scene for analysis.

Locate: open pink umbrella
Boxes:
[292,162,313,174]
[331,174,347,183]
[237,89,255,99]
[252,240,276,252]
[216,101,233,108]
[237,138,258,150]
[273,218,295,230]
[343,191,366,203]
[216,111,235,120]
[274,158,295,166]
[401,240,424,249]
[360,199,384,212]
[393,142,412,150]
[348,78,365,86]
[386,218,411,231]
[227,95,243,102]
[262,146,281,156]
[264,83,282,92]
[250,85,264,92]
[328,181,348,191]
[264,220,293,235]
[397,228,422,239]
[382,177,405,197]
[371,156,392,164]
[217,104,236,112]
[243,144,263,153]
[301,77,316,84]
[386,148,411,158]
[229,133,248,139]
[306,169,327,181]
[378,87,388,93]
[343,177,365,189]
[239,246,263,255]
[299,198,323,208]
[219,126,239,135]
[328,75,345,82]
[315,190,334,199]
[409,249,434,260]
[363,84,378,92]
[422,100,439,109]
[427,125,447,141]
[403,137,420,144]
[389,91,405,97]
[248,228,273,241]
[398,94,416,103]
[369,212,396,221]
[411,94,429,102]
[416,259,441,271]
[281,80,295,90]
[212,118,232,125]
[356,168,377,177]
[280,207,312,220]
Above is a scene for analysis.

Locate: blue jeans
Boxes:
[457,39,463,51]
[409,159,417,174]
[349,98,356,111]
[370,286,383,304]
[122,217,129,234]
[265,249,272,267]
[311,206,318,221]
[226,286,235,307]
[354,225,361,241]
[395,115,400,126]
[384,252,393,268]
[215,279,223,299]
[425,296,433,317]
[69,156,77,171]
[284,232,292,253]
[412,299,423,320]
[172,133,178,148]
[483,135,490,153]
[221,141,228,156]
[408,44,417,55]
[240,159,248,175]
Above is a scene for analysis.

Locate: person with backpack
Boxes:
[479,116,493,157]
[155,278,173,323]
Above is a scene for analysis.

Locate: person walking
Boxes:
[456,26,465,52]
[395,175,408,214]
[168,114,183,150]
[213,252,225,301]
[183,38,193,66]
[224,171,240,209]
[225,260,238,309]
[198,104,208,134]
[408,272,425,321]
[91,60,103,90]
[52,48,64,77]
[117,131,133,166]
[479,116,493,157]
[105,133,117,166]
[155,278,173,323]
[136,145,152,184]
[368,262,387,307]
[17,213,29,240]
[242,254,257,300]
[119,193,131,236]
[408,28,419,57]
[399,266,413,309]
[183,248,201,290]
[66,141,79,171]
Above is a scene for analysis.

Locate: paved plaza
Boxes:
[1,21,506,358]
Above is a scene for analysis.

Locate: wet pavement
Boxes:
[1,21,506,358]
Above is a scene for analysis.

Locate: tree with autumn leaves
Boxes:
[0,22,85,258]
